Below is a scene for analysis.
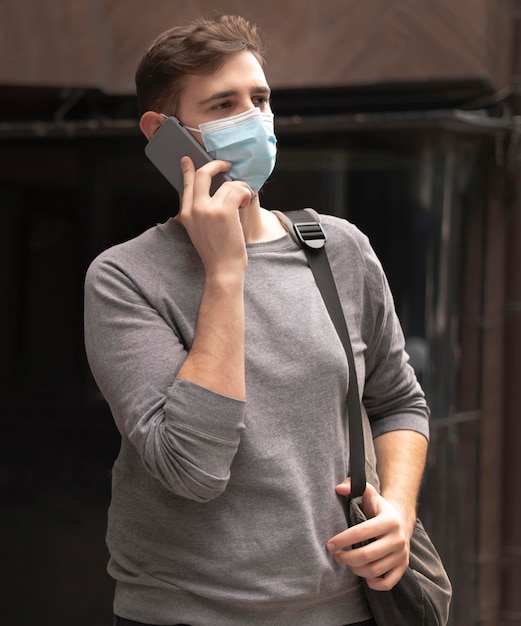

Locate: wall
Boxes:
[1,0,513,94]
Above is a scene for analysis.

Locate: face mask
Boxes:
[185,108,277,193]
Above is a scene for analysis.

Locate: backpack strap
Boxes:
[272,209,367,499]
[272,209,326,249]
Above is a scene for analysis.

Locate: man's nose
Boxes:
[236,100,257,115]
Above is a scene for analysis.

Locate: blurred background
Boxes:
[1,1,520,624]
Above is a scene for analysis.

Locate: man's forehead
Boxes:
[182,51,269,102]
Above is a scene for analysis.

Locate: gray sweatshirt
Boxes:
[84,213,429,625]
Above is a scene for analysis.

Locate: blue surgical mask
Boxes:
[185,108,277,193]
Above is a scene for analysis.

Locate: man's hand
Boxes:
[327,479,411,591]
[178,156,253,279]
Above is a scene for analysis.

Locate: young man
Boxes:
[84,15,429,626]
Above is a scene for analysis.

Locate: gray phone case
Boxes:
[144,116,231,195]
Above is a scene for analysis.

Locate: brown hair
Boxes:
[135,15,265,116]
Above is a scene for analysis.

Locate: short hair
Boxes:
[135,15,265,116]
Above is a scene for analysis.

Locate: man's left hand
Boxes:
[326,479,412,591]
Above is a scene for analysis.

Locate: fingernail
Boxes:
[327,541,335,552]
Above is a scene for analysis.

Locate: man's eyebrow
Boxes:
[197,86,271,106]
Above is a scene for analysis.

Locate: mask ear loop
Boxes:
[160,113,201,134]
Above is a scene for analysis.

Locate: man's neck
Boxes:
[240,198,287,243]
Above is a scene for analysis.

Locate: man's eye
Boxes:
[213,101,231,110]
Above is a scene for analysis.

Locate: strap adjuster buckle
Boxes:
[293,222,327,249]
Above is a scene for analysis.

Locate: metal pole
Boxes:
[501,1,521,622]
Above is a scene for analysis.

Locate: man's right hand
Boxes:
[178,156,253,280]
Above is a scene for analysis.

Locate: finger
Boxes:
[327,491,391,553]
[192,159,232,196]
[365,563,406,591]
[333,536,396,571]
[334,481,380,519]
[179,156,196,216]
[334,477,352,495]
[238,185,255,208]
[227,183,254,209]
[327,516,383,553]
[194,160,253,205]
[335,479,378,495]
[213,180,254,211]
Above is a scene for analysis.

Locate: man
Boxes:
[84,14,429,626]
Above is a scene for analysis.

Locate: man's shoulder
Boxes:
[98,219,181,258]
[315,212,370,249]
[278,210,367,244]
[86,220,178,279]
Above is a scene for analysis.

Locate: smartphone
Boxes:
[144,116,231,195]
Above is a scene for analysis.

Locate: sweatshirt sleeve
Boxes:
[84,249,245,502]
[358,234,430,440]
[323,216,430,441]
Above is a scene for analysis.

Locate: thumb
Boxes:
[335,480,381,518]
[179,156,195,218]
[361,482,380,519]
[335,478,378,497]
[334,477,352,496]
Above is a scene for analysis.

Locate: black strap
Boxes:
[273,209,367,498]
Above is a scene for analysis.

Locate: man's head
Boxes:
[135,15,265,118]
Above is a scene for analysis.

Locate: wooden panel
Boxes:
[264,0,508,87]
[0,0,513,94]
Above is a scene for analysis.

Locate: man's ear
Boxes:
[139,111,165,141]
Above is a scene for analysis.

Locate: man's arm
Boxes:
[175,156,253,400]
[374,429,428,534]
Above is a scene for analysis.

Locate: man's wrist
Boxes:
[381,491,417,537]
